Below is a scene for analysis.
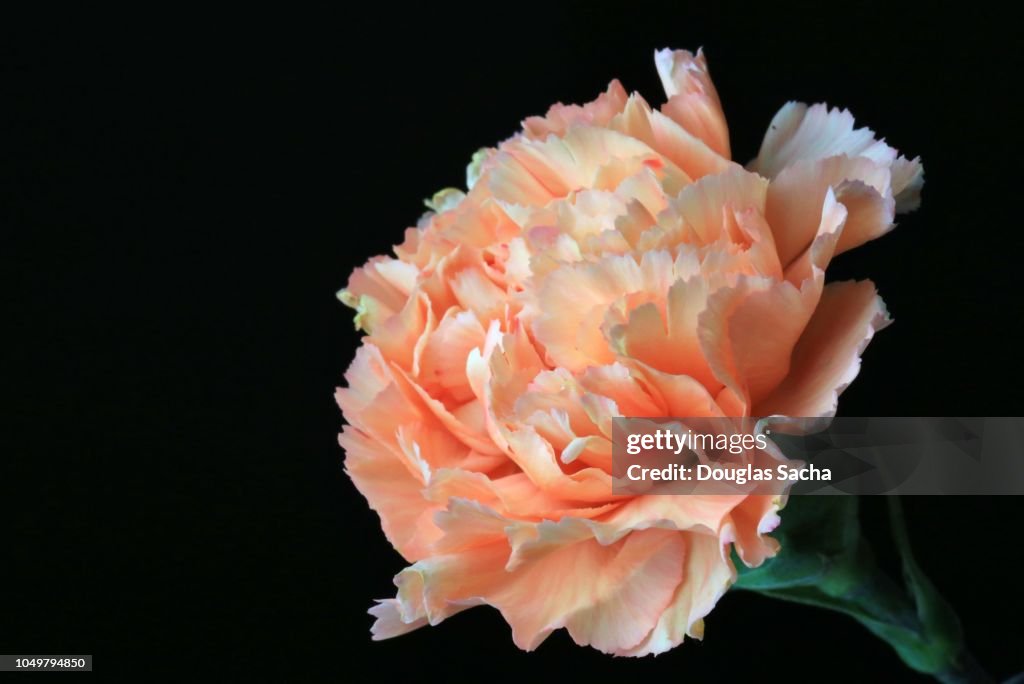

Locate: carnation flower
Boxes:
[336,48,922,655]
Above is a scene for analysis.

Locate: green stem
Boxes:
[885,497,992,684]
[734,496,993,682]
[754,538,989,681]
[934,651,993,684]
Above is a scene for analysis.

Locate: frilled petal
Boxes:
[488,127,670,207]
[339,256,419,333]
[612,278,719,390]
[610,94,732,182]
[425,469,621,521]
[750,102,923,213]
[721,494,783,567]
[530,249,705,373]
[750,102,895,176]
[366,291,434,374]
[766,155,895,268]
[619,533,735,655]
[377,502,687,654]
[341,426,440,562]
[343,47,920,658]
[655,48,731,159]
[496,527,686,653]
[532,254,647,371]
[417,307,487,405]
[698,275,822,411]
[891,155,925,212]
[504,425,615,503]
[523,79,629,140]
[369,599,429,640]
[757,280,892,417]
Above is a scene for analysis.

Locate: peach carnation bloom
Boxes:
[336,48,922,655]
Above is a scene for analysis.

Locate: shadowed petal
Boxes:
[757,280,892,417]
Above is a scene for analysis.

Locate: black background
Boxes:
[4,3,1023,681]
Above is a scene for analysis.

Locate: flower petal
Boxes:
[698,275,822,411]
[523,80,629,140]
[618,533,735,655]
[767,155,894,268]
[750,102,896,178]
[756,280,892,417]
[655,48,731,158]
